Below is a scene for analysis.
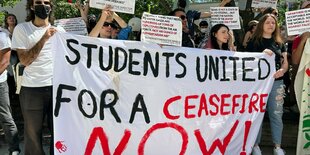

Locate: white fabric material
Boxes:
[52,33,275,155]
[0,31,11,83]
[11,21,64,87]
[295,38,310,155]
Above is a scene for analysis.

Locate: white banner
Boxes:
[251,0,277,8]
[210,7,241,30]
[52,33,275,155]
[295,39,310,155]
[141,12,182,46]
[89,0,135,14]
[54,17,88,36]
[285,8,310,36]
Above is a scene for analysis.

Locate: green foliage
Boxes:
[0,0,20,26]
[54,0,80,19]
[0,11,6,26]
[277,0,303,26]
[53,0,174,22]
[0,0,21,7]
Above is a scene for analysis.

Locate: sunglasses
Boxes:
[35,1,50,5]
[180,15,186,20]
[103,22,117,29]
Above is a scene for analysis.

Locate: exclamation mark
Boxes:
[240,121,252,155]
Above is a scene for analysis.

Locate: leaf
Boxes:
[305,132,310,141]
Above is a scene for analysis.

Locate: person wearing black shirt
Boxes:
[246,14,288,155]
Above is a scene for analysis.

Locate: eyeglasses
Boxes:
[180,15,186,20]
[103,22,117,29]
[35,1,50,5]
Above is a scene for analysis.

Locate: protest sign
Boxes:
[210,7,241,30]
[52,32,275,155]
[286,8,310,36]
[251,0,277,9]
[141,12,182,46]
[54,17,88,36]
[89,0,135,14]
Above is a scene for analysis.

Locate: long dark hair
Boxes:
[4,14,17,29]
[210,24,230,50]
[251,14,282,47]
[26,0,55,24]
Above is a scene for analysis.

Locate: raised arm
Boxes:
[89,5,112,37]
[113,12,127,28]
[200,12,211,18]
[75,0,89,26]
[219,0,231,7]
[16,28,57,66]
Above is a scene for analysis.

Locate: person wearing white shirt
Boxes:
[0,29,20,155]
[11,0,63,154]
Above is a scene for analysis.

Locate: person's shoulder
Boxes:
[0,29,10,39]
[15,22,32,30]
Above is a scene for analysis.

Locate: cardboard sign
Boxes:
[54,17,88,36]
[141,12,182,46]
[89,0,135,14]
[210,7,241,30]
[286,8,310,36]
[51,32,276,155]
[251,0,277,8]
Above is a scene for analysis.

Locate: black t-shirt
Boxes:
[246,37,286,80]
[182,31,194,48]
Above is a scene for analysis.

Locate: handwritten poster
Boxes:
[210,7,241,30]
[54,17,88,36]
[251,0,277,8]
[141,12,182,46]
[89,0,135,14]
[286,8,310,36]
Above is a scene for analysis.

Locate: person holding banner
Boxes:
[246,14,288,155]
[169,8,195,47]
[11,0,64,154]
[0,30,20,155]
[290,1,310,111]
[209,23,235,51]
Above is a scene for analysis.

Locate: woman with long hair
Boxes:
[246,14,288,155]
[209,23,234,51]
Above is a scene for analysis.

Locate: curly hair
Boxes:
[26,0,55,24]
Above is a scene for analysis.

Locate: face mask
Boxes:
[201,28,208,33]
[34,5,51,19]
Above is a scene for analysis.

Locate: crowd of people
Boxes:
[0,0,309,155]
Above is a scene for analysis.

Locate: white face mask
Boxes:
[201,28,208,33]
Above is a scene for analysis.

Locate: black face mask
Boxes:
[34,5,51,19]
